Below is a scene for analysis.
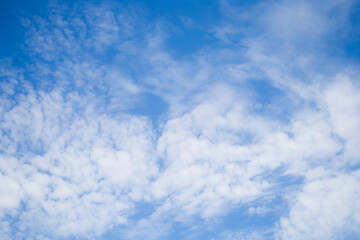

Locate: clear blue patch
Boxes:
[339,1,360,62]
[126,92,168,122]
[143,0,221,27]
[166,28,214,58]
[250,80,284,105]
[130,202,157,221]
[0,0,46,59]
[248,79,292,123]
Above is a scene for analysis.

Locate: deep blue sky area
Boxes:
[0,0,43,57]
[1,0,360,240]
[2,0,360,62]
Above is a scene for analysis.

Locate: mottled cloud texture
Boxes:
[1,0,360,239]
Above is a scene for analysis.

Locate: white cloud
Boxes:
[248,206,271,216]
[148,82,343,221]
[277,169,360,240]
[0,83,158,238]
[323,75,360,163]
[151,87,273,218]
[274,75,360,239]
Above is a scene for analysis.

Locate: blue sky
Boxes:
[1,0,360,239]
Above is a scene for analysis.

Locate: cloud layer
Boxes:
[1,0,360,239]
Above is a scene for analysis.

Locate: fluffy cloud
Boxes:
[275,76,360,240]
[323,75,360,163]
[0,82,157,238]
[147,77,346,221]
[278,169,360,240]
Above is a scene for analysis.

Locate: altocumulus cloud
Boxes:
[0,0,360,239]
